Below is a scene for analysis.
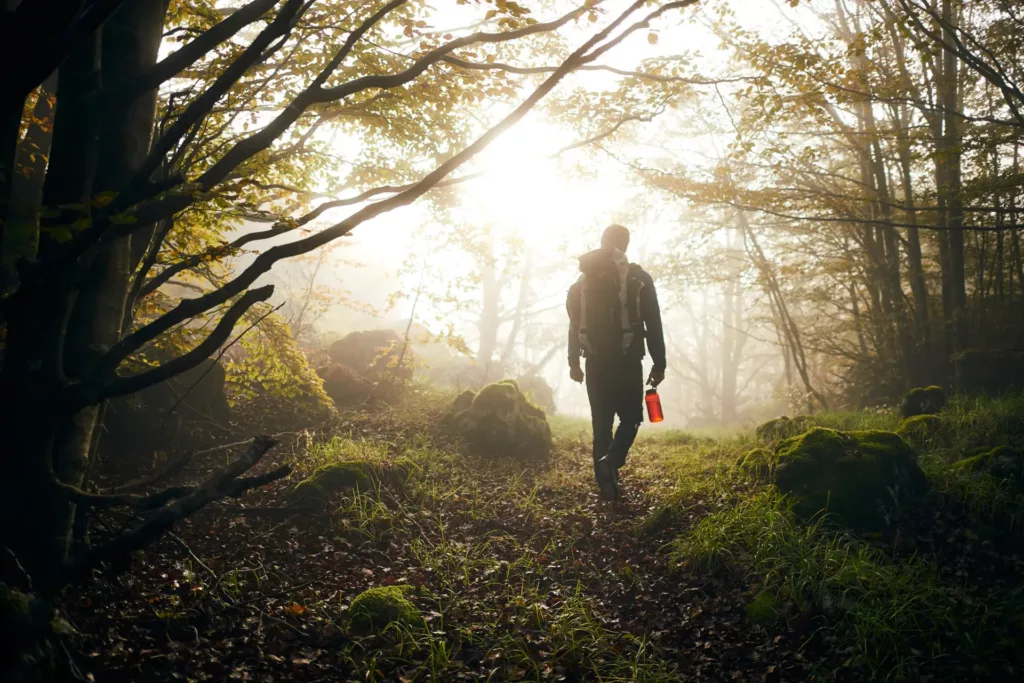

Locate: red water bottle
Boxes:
[645,388,664,423]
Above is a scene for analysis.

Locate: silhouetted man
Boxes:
[566,225,666,499]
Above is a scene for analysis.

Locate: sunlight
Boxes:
[461,117,630,248]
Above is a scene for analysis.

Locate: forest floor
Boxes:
[63,397,1024,682]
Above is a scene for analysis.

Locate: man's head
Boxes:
[600,224,630,252]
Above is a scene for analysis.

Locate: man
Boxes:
[566,224,666,500]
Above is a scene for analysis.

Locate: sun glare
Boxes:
[463,117,630,248]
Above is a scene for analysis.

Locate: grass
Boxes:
[70,391,1024,682]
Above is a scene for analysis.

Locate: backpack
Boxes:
[576,250,642,359]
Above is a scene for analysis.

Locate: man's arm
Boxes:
[566,281,583,377]
[640,271,667,373]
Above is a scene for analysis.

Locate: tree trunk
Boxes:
[0,0,170,591]
[941,0,968,390]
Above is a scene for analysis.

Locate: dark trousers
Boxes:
[585,355,643,478]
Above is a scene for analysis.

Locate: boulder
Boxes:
[328,330,412,381]
[772,427,928,531]
[347,586,424,633]
[954,446,1024,484]
[755,415,814,442]
[896,414,945,450]
[291,459,411,502]
[900,385,946,418]
[516,374,556,414]
[316,363,373,408]
[443,379,553,460]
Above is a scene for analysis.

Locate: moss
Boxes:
[736,447,774,477]
[954,446,1024,484]
[900,385,946,418]
[755,415,814,442]
[292,461,373,500]
[896,414,945,450]
[773,427,928,531]
[444,379,553,460]
[348,586,424,633]
[745,591,781,626]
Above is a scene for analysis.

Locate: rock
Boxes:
[515,374,556,414]
[291,462,373,501]
[328,330,412,381]
[954,446,1024,484]
[736,447,774,477]
[755,415,814,442]
[772,427,928,531]
[896,414,945,450]
[291,459,411,502]
[443,379,553,460]
[316,363,373,408]
[900,385,946,418]
[347,586,424,632]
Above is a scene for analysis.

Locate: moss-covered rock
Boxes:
[896,414,945,450]
[953,446,1024,484]
[443,379,553,460]
[291,462,374,502]
[900,385,946,418]
[347,586,424,633]
[773,427,928,531]
[736,447,774,477]
[755,415,814,442]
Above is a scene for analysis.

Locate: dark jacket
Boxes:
[566,248,666,371]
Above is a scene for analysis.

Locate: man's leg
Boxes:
[608,356,644,469]
[586,359,616,485]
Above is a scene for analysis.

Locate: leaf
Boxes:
[648,32,659,45]
[285,602,306,617]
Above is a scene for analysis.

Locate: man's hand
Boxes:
[648,367,665,387]
[570,366,584,383]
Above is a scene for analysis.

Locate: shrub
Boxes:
[900,385,946,418]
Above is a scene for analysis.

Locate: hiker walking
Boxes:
[566,225,666,499]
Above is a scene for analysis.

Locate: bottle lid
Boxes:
[645,388,658,396]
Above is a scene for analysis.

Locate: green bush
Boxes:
[347,586,424,633]
[773,427,927,531]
